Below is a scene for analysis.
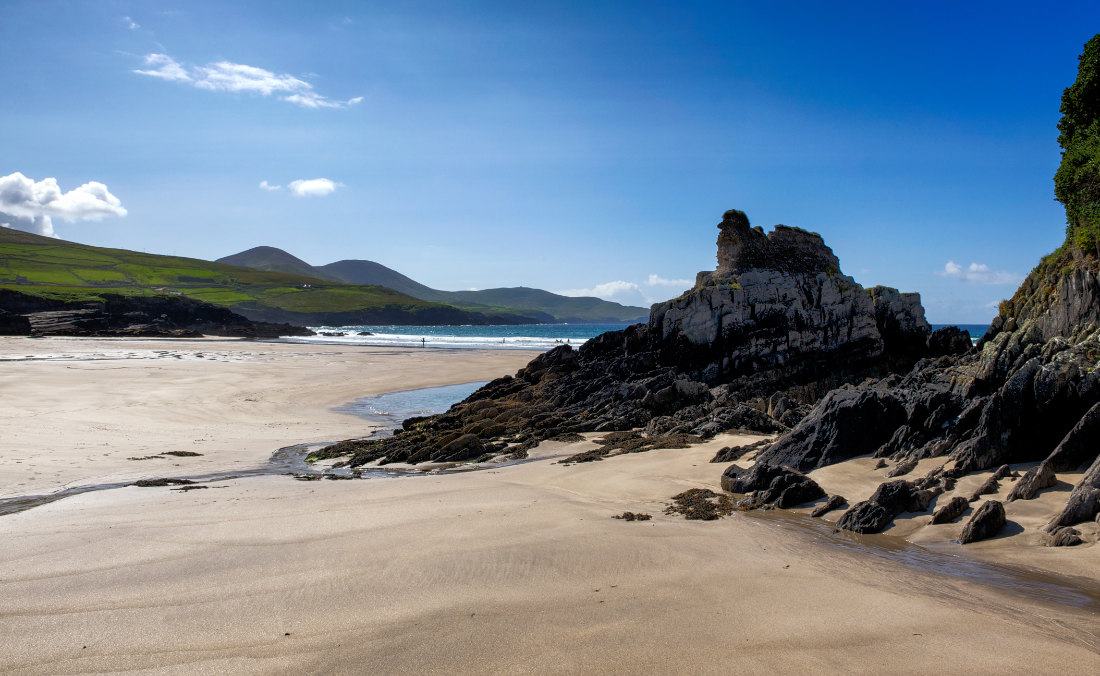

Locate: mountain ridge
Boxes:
[217,246,648,324]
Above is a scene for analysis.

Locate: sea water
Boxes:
[280,322,990,351]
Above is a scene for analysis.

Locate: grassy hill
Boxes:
[0,228,525,325]
[218,248,649,323]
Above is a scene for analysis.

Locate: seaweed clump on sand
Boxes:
[613,512,653,521]
[664,488,735,520]
[560,431,700,464]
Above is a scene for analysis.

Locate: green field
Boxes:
[0,228,469,320]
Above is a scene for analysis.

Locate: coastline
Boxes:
[1,336,1097,673]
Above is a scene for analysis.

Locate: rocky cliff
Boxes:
[0,289,313,338]
[314,210,942,468]
[747,246,1100,541]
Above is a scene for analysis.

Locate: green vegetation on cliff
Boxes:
[0,228,516,325]
[1055,33,1100,255]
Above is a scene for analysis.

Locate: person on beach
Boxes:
[421,337,425,348]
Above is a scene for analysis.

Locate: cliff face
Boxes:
[0,289,312,338]
[754,254,1100,537]
[648,210,928,388]
[315,210,939,468]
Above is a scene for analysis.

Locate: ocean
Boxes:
[280,322,991,351]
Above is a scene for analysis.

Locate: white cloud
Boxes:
[645,274,692,288]
[0,172,127,238]
[134,54,191,82]
[942,260,1022,285]
[122,16,140,31]
[259,180,281,191]
[288,178,342,197]
[133,53,361,109]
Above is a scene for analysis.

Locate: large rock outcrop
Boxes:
[315,210,936,467]
[0,289,312,338]
[757,249,1100,534]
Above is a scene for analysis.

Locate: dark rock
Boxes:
[810,494,847,518]
[873,458,887,469]
[886,459,917,478]
[720,462,826,508]
[436,434,484,462]
[959,500,1006,544]
[664,488,735,520]
[1007,462,1057,501]
[930,496,970,524]
[926,326,973,357]
[835,480,933,534]
[132,478,196,487]
[1046,453,1100,531]
[969,476,1000,502]
[711,438,770,463]
[1044,402,1100,472]
[613,512,652,522]
[0,308,31,335]
[1045,527,1083,547]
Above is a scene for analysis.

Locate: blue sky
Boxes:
[2,1,1098,323]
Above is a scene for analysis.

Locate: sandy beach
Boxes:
[1,337,1098,674]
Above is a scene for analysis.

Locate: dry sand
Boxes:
[1,337,1098,674]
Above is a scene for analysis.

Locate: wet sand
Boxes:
[1,337,1098,673]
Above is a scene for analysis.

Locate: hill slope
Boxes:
[0,228,523,325]
[219,248,649,323]
[217,246,343,282]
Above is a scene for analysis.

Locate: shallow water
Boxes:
[0,381,491,516]
[749,509,1100,610]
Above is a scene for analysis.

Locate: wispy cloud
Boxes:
[258,180,281,192]
[121,16,140,31]
[133,54,362,109]
[0,172,127,238]
[941,260,1022,285]
[288,178,342,197]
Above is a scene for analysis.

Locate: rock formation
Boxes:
[315,210,934,484]
[0,289,312,338]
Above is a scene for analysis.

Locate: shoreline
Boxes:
[1,336,1097,672]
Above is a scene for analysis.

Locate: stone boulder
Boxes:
[1046,453,1100,531]
[834,480,935,534]
[1006,462,1057,501]
[959,500,1006,544]
[930,496,970,524]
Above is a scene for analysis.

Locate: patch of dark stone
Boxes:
[834,480,938,534]
[613,512,652,522]
[171,485,207,492]
[930,496,970,525]
[969,476,1001,502]
[721,463,826,509]
[559,431,699,465]
[810,495,847,517]
[1008,462,1057,501]
[885,458,917,478]
[128,451,204,461]
[132,478,196,487]
[959,500,1006,544]
[1045,526,1084,547]
[664,488,736,520]
[710,438,771,463]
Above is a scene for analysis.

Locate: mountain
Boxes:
[218,249,649,323]
[217,246,343,282]
[0,228,525,326]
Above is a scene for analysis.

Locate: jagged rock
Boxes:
[930,496,970,524]
[810,494,847,517]
[1045,527,1083,547]
[1007,462,1057,501]
[868,286,931,359]
[1044,402,1100,471]
[835,480,935,534]
[1046,453,1100,531]
[710,438,770,463]
[873,458,887,469]
[720,463,825,508]
[886,459,917,478]
[315,209,935,468]
[959,500,1006,544]
[927,326,973,356]
[756,387,908,472]
[0,289,310,338]
[969,476,1000,502]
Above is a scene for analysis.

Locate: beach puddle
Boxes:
[748,509,1100,610]
[0,381,493,517]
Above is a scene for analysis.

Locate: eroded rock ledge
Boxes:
[315,210,944,470]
